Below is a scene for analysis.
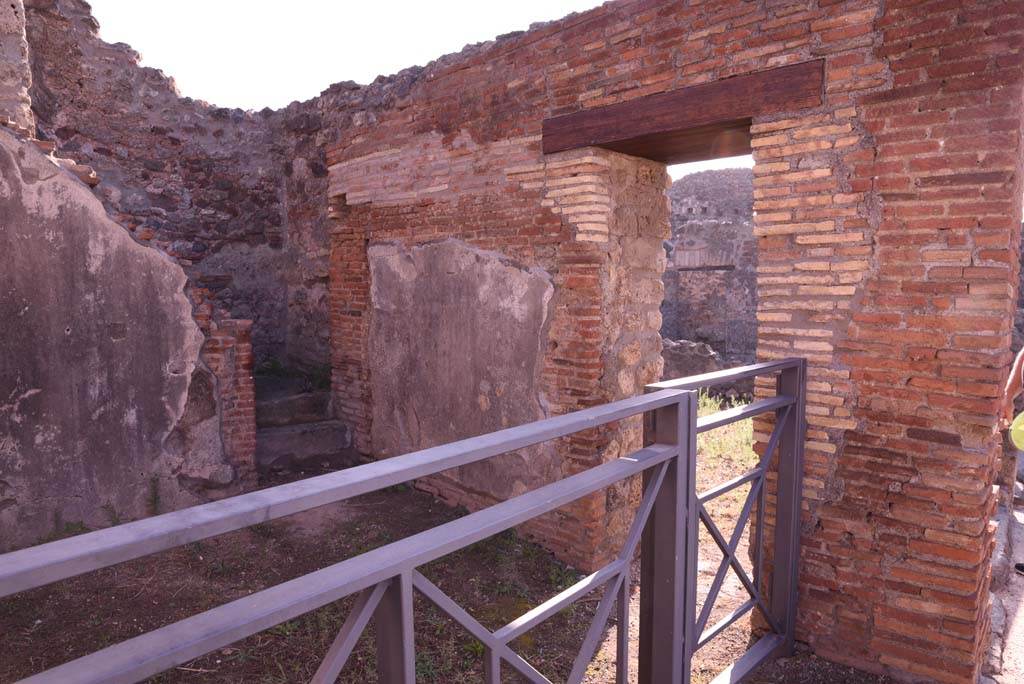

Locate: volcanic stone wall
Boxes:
[662,168,756,365]
[324,2,1024,683]
[0,128,248,549]
[0,0,33,133]
[21,0,353,374]
[0,0,259,547]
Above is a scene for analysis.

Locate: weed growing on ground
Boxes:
[697,391,758,473]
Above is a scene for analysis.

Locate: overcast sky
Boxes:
[87,0,608,109]
[86,0,752,177]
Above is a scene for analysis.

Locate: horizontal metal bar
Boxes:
[696,395,795,433]
[15,443,679,684]
[647,358,802,392]
[696,598,756,650]
[697,468,762,505]
[497,459,665,658]
[494,560,625,643]
[707,633,785,684]
[0,388,688,599]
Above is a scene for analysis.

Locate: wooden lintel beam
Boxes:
[542,60,825,164]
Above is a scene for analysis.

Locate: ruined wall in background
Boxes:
[0,0,34,133]
[21,0,429,380]
[0,0,259,549]
[22,0,350,374]
[0,131,242,549]
[24,0,286,363]
[662,169,756,366]
[269,79,421,372]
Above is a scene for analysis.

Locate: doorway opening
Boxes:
[661,155,757,396]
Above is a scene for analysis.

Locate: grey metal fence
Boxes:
[0,358,805,684]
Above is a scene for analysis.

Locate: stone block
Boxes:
[255,421,354,472]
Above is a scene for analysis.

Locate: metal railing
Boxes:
[0,358,805,684]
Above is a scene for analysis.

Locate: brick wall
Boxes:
[193,291,258,486]
[328,127,668,569]
[325,1,1024,681]
[826,4,1023,680]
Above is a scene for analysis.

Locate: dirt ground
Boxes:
[0,398,896,684]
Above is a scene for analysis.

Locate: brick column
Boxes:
[193,287,258,486]
[328,207,372,455]
[753,4,1024,683]
[215,319,257,484]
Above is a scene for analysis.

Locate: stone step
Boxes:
[256,390,331,428]
[256,420,354,473]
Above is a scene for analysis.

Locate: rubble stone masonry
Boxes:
[325,2,1024,683]
[2,0,259,542]
[22,0,359,373]
[662,168,757,365]
[0,0,33,133]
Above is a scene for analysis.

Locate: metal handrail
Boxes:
[0,388,687,599]
[16,445,678,684]
[1,358,807,684]
[647,358,801,392]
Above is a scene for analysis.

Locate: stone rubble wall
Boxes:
[0,0,34,133]
[21,0,346,374]
[21,0,437,379]
[662,168,757,367]
[0,129,244,549]
[597,152,670,546]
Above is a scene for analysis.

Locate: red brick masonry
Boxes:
[325,2,1024,682]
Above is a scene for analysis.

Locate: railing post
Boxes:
[375,573,415,683]
[639,390,695,684]
[769,359,806,655]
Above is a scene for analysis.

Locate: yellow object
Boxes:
[1011,412,1024,451]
